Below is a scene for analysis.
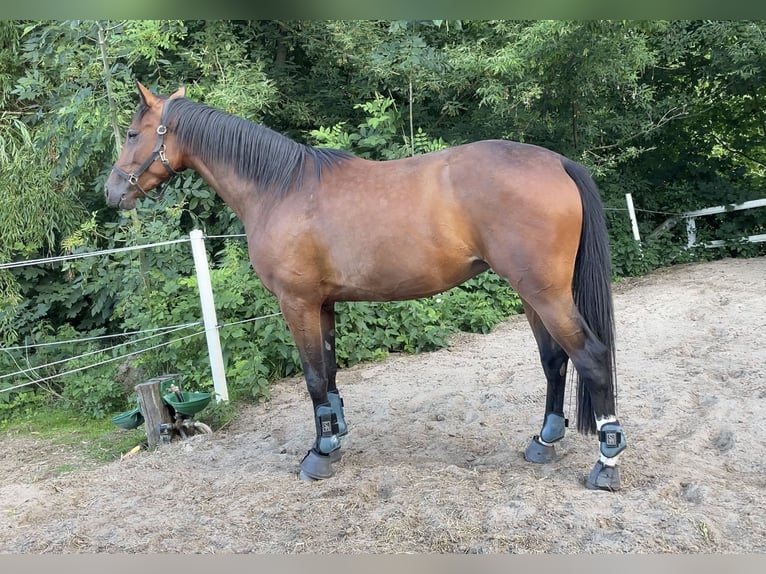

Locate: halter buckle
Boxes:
[112,103,178,201]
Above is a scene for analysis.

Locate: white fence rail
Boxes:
[683,198,766,248]
[644,197,766,248]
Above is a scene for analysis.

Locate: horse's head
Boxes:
[104,81,186,210]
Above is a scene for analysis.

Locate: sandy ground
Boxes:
[1,256,764,554]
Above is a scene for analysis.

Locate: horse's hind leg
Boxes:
[568,324,626,491]
[521,300,570,464]
[521,294,625,491]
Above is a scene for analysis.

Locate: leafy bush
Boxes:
[310,93,447,160]
[0,387,49,427]
[0,319,130,419]
[59,363,126,419]
[111,239,522,404]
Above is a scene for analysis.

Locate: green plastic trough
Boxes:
[162,391,213,417]
[111,406,145,430]
[111,373,212,429]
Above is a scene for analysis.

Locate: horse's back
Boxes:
[255,139,584,303]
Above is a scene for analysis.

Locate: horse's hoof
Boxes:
[524,435,556,464]
[329,447,342,463]
[585,460,621,491]
[298,449,334,480]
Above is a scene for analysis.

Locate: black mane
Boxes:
[156,98,353,196]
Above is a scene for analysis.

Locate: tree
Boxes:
[2,19,764,418]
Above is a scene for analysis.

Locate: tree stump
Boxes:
[135,376,176,450]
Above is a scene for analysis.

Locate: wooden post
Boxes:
[135,377,174,450]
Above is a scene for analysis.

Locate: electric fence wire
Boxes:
[0,311,284,394]
[603,207,684,216]
[0,322,203,384]
[0,322,203,352]
[0,238,191,271]
[0,329,206,394]
[203,234,247,239]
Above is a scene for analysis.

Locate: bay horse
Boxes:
[105,82,627,490]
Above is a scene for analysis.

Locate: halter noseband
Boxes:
[110,100,181,202]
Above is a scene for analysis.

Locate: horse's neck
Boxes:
[184,156,267,222]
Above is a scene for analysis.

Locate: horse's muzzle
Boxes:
[104,183,122,209]
[104,177,134,210]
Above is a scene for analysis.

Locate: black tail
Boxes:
[562,158,617,435]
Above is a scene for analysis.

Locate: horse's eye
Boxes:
[127,131,138,140]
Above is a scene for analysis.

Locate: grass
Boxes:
[0,401,147,466]
[0,393,238,470]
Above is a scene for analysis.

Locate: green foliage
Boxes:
[310,93,446,160]
[111,239,521,403]
[3,18,766,425]
[0,388,48,423]
[440,272,523,333]
[310,93,403,158]
[0,119,87,308]
[195,398,237,432]
[335,300,449,366]
[335,271,522,369]
[0,321,123,419]
[60,361,126,419]
[336,271,522,365]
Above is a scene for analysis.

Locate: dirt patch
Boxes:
[1,257,765,553]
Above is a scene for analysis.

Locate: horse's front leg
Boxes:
[322,301,348,441]
[279,297,344,481]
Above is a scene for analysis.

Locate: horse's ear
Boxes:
[169,86,186,100]
[136,80,159,107]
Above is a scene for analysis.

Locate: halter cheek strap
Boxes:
[111,102,182,202]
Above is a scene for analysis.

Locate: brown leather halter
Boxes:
[110,101,180,201]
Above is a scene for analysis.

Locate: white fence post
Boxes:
[189,229,229,402]
[686,217,697,248]
[625,193,641,242]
